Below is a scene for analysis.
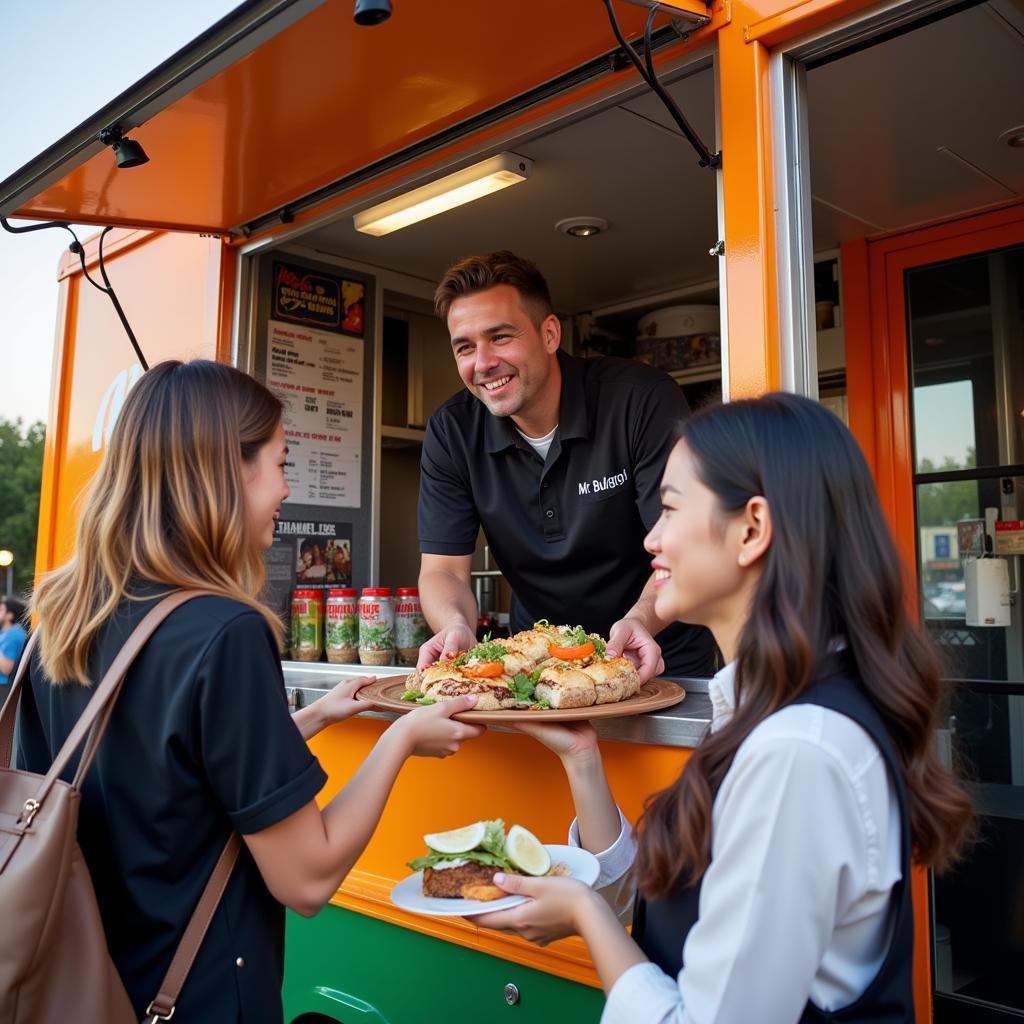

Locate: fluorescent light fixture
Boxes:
[354,152,533,236]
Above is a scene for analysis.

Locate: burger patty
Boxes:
[422,861,508,899]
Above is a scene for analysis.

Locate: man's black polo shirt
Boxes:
[418,350,716,677]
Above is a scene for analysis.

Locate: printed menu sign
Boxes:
[272,260,365,336]
[267,319,363,507]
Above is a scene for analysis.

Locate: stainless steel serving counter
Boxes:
[282,660,711,749]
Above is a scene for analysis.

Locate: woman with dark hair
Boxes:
[15,360,483,1022]
[476,392,972,1023]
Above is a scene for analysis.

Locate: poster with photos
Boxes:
[263,519,353,625]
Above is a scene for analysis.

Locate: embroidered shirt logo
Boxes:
[578,467,629,496]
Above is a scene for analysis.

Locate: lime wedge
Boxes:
[424,821,486,854]
[506,824,551,876]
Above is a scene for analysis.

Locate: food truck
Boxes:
[3,0,1022,1020]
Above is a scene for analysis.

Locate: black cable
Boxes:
[644,5,659,82]
[602,0,721,169]
[0,217,148,370]
[92,228,147,369]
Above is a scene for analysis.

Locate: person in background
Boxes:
[476,393,973,1024]
[417,250,716,680]
[16,360,483,1023]
[0,594,28,688]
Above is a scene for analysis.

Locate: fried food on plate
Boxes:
[408,820,554,900]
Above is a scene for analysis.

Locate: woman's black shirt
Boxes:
[16,593,327,1023]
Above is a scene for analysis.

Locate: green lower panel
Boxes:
[283,906,605,1024]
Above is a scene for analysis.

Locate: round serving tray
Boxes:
[355,675,685,723]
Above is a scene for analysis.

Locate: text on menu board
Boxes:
[267,319,364,507]
[272,260,365,336]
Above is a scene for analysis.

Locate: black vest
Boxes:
[632,672,914,1023]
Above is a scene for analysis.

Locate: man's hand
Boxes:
[416,621,477,670]
[605,617,664,682]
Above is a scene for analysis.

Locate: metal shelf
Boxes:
[381,425,426,449]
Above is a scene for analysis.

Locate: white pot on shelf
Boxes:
[637,304,719,339]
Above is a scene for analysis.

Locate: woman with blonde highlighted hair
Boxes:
[17,360,483,1023]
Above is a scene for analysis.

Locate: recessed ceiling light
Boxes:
[997,125,1024,148]
[555,216,609,238]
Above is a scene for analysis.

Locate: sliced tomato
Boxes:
[461,662,505,678]
[547,641,595,660]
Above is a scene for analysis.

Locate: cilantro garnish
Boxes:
[510,669,541,702]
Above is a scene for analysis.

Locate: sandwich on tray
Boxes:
[408,820,563,900]
[403,621,642,711]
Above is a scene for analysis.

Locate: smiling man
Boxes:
[415,251,716,680]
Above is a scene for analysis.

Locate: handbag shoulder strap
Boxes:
[4,591,209,801]
[0,591,203,775]
[143,833,241,1022]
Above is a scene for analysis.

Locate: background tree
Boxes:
[0,417,45,595]
[916,447,978,527]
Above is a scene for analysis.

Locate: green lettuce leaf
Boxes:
[407,847,514,872]
[481,819,506,857]
[558,624,606,657]
[451,636,507,667]
[406,818,513,873]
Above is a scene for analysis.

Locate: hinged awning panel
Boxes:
[11,1,658,233]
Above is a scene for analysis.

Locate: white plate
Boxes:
[390,844,600,917]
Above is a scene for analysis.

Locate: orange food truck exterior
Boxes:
[5,1,1022,1021]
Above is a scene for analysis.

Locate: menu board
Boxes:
[267,319,364,507]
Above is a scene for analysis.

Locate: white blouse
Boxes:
[570,662,902,1024]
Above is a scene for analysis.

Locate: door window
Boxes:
[908,244,1024,1014]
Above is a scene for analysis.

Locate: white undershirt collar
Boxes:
[515,424,558,461]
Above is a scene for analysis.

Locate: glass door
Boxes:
[906,244,1024,1022]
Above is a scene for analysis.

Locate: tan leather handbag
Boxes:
[0,591,240,1024]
